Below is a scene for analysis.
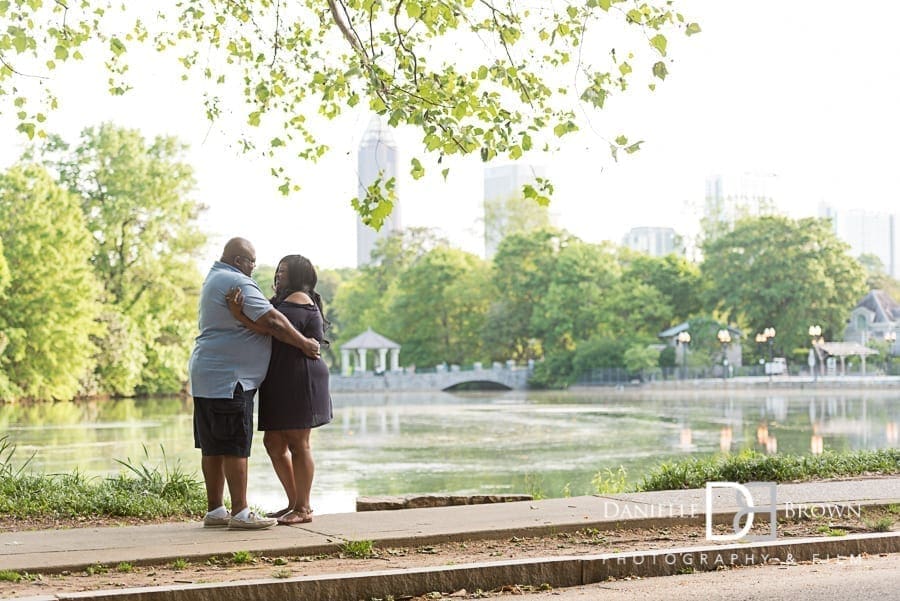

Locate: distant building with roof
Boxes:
[819,204,897,278]
[622,226,682,257]
[844,289,900,353]
[703,172,780,240]
[482,163,550,259]
[356,116,402,267]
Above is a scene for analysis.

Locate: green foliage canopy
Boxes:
[0,164,102,400]
[385,245,491,366]
[47,124,207,396]
[701,216,867,355]
[1,0,699,227]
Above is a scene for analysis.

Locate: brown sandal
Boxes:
[277,509,312,525]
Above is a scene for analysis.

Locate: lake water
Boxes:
[1,389,897,514]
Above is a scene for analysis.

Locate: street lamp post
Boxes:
[764,327,776,362]
[676,331,691,380]
[755,332,767,375]
[808,324,823,382]
[717,328,732,380]
[885,331,897,374]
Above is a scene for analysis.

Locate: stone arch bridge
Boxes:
[330,363,532,392]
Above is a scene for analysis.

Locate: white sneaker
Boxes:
[228,511,277,530]
[203,512,231,527]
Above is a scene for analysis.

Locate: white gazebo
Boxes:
[340,328,401,375]
[817,341,879,376]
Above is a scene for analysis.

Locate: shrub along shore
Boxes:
[0,435,897,523]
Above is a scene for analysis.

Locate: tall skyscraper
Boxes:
[820,204,897,278]
[622,226,682,257]
[703,172,780,240]
[356,116,402,267]
[483,163,550,259]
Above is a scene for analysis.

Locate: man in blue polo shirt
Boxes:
[189,237,320,530]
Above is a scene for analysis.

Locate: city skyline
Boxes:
[1,1,898,270]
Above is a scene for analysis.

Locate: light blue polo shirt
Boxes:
[188,261,274,398]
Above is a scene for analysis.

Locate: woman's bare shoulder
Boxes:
[285,291,313,304]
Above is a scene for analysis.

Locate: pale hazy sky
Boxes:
[2,1,898,269]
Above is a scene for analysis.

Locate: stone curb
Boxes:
[12,532,899,601]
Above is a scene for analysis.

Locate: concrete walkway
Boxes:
[2,478,898,575]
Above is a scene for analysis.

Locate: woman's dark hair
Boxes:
[274,254,330,330]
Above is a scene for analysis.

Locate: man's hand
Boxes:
[226,287,245,320]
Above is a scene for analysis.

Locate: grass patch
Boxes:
[592,466,628,494]
[116,562,133,573]
[171,558,189,570]
[636,448,900,491]
[341,540,375,559]
[869,517,894,532]
[0,436,205,520]
[816,525,847,537]
[231,551,254,565]
[0,570,21,583]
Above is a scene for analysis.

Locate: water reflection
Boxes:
[1,390,898,514]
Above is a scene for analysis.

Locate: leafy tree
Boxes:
[858,253,900,299]
[596,280,672,341]
[251,264,277,299]
[330,228,441,358]
[385,246,490,366]
[531,238,619,348]
[619,251,703,324]
[623,344,660,374]
[0,164,102,401]
[2,1,699,226]
[49,124,207,395]
[571,337,630,374]
[701,216,867,356]
[0,238,11,398]
[483,191,552,259]
[486,228,571,361]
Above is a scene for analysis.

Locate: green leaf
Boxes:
[615,134,628,145]
[248,111,261,126]
[686,22,702,36]
[652,61,668,80]
[624,141,643,154]
[598,0,612,10]
[16,122,35,139]
[441,168,449,181]
[12,30,27,53]
[410,158,425,180]
[509,145,522,160]
[54,45,69,60]
[650,34,667,56]
[406,0,422,19]
[109,37,126,56]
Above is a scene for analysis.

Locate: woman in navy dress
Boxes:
[229,254,332,524]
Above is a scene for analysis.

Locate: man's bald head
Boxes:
[222,237,256,276]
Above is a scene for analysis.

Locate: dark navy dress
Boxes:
[258,301,332,430]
